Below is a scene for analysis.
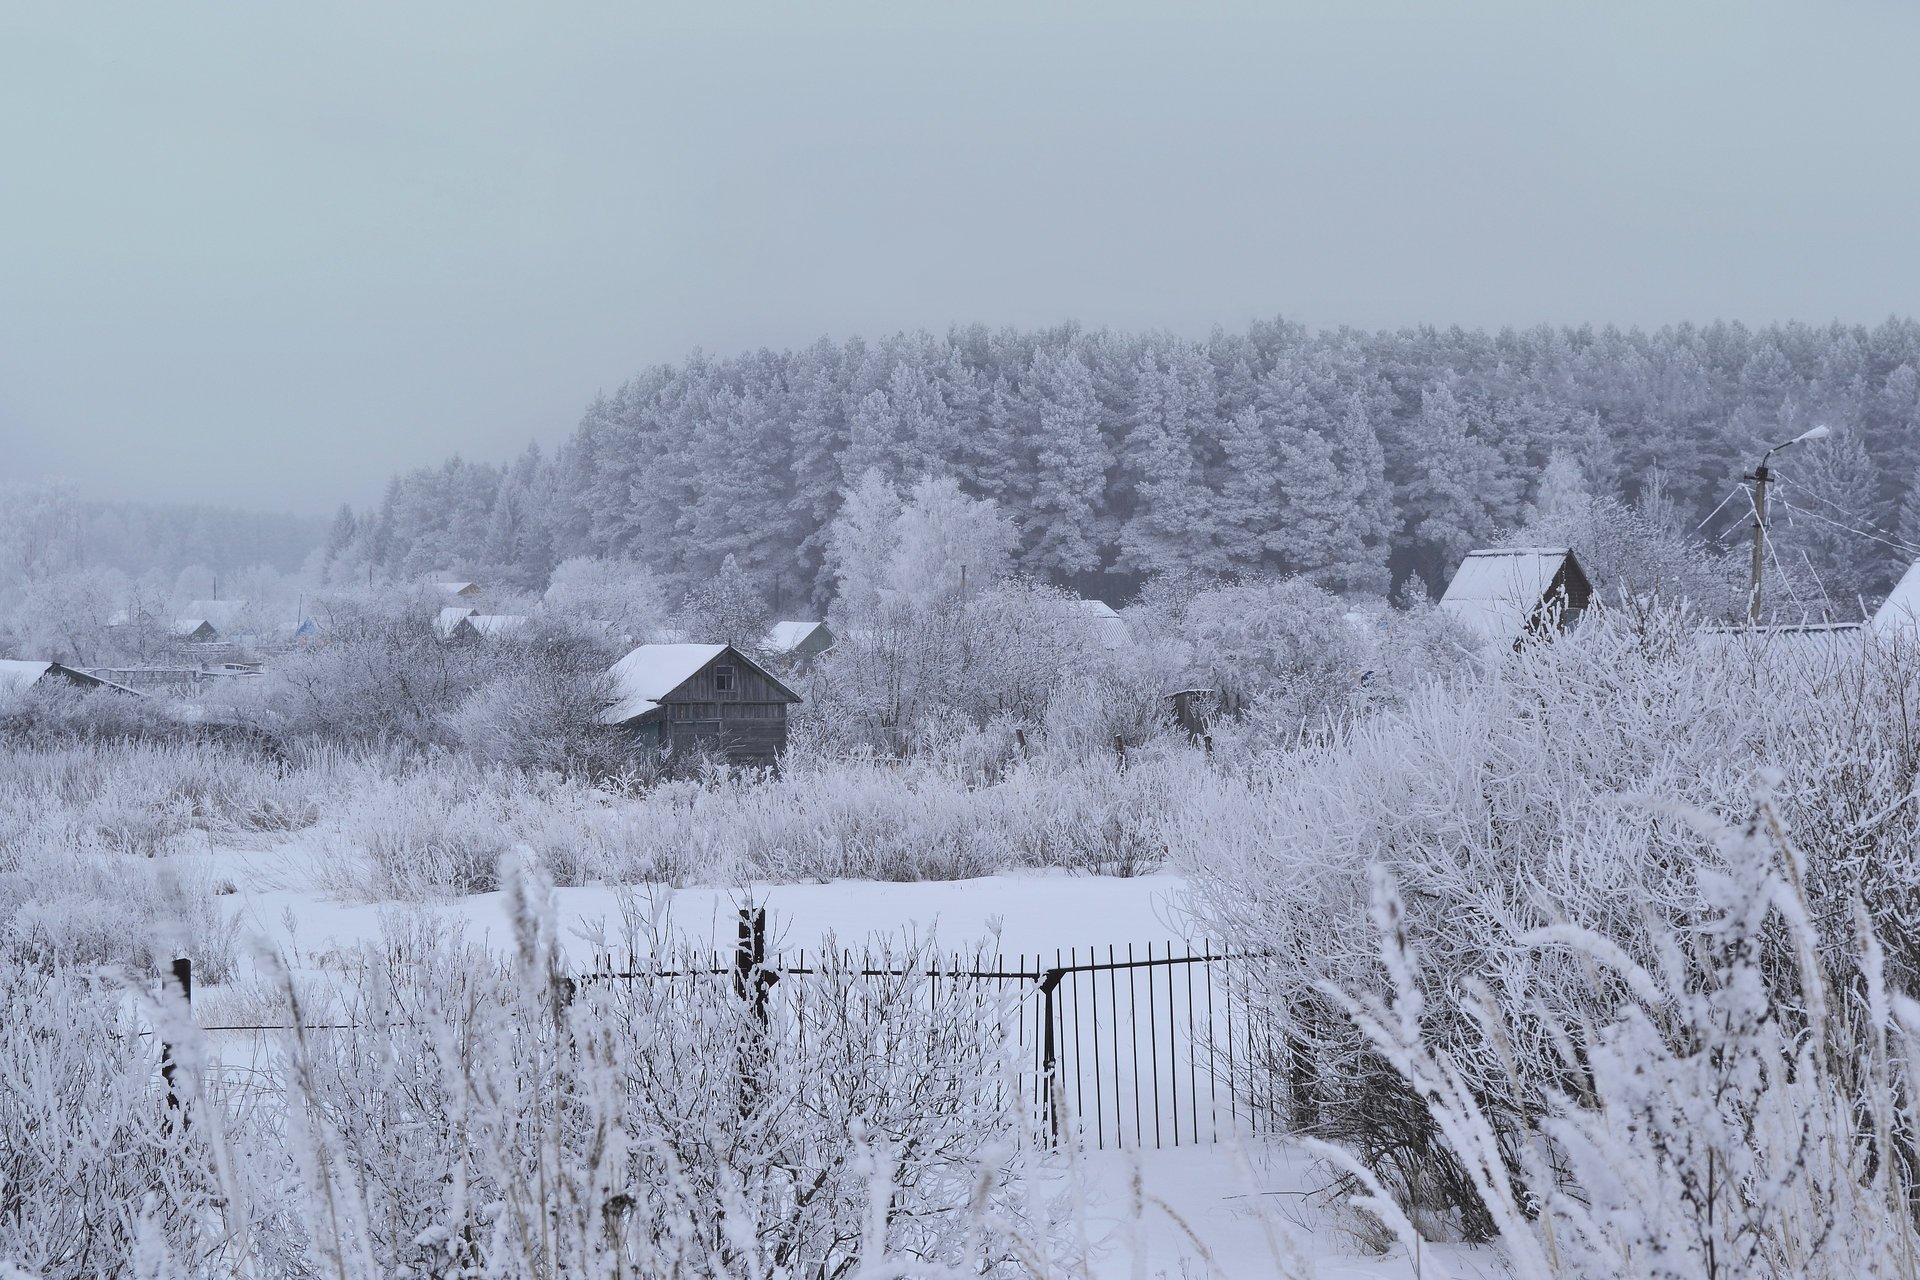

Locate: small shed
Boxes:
[0,660,139,698]
[761,620,835,667]
[170,618,221,642]
[1437,547,1592,647]
[600,643,800,766]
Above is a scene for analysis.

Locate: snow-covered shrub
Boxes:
[320,762,528,898]
[269,588,484,746]
[1333,788,1920,1279]
[446,617,625,778]
[0,680,187,746]
[800,579,1105,757]
[270,865,1040,1278]
[0,962,265,1278]
[1182,606,1920,1236]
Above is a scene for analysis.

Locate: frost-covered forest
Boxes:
[328,317,1920,609]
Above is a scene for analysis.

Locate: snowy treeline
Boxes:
[322,317,1920,606]
[0,481,321,582]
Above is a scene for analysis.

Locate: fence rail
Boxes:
[167,908,1271,1152]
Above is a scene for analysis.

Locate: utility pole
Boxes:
[1744,424,1831,626]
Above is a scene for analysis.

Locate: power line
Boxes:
[1771,472,1920,560]
[1693,483,1746,534]
[1773,494,1920,563]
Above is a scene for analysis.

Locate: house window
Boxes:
[713,665,736,694]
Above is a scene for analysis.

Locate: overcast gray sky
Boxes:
[2,1,1916,514]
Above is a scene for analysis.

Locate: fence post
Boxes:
[734,907,771,1117]
[733,906,769,1027]
[1039,967,1064,1144]
[161,956,191,1121]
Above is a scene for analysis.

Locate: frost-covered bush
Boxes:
[0,869,1063,1279]
[446,618,625,777]
[0,962,269,1279]
[1334,789,1920,1279]
[800,579,1105,757]
[269,589,482,746]
[259,867,1042,1279]
[0,681,189,746]
[1182,606,1920,1235]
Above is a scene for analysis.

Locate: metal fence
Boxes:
[169,909,1273,1152]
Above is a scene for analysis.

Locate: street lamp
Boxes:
[1746,424,1831,623]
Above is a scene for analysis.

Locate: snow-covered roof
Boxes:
[601,643,730,724]
[1437,548,1578,644]
[466,614,529,638]
[764,620,828,654]
[435,605,479,639]
[435,581,482,596]
[0,659,55,696]
[185,600,248,628]
[0,659,139,698]
[171,617,217,639]
[1066,598,1130,649]
[1873,560,1920,636]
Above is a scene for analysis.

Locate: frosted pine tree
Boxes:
[1330,392,1395,595]
[1117,344,1217,577]
[1274,422,1372,590]
[1020,346,1108,577]
[1399,382,1516,591]
[845,387,901,485]
[1214,404,1280,577]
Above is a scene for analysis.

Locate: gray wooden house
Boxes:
[599,643,800,766]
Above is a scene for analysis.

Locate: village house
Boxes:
[600,642,800,766]
[760,620,834,669]
[1437,547,1592,647]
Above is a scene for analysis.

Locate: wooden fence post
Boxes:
[733,906,769,1028]
[161,956,191,1121]
[733,907,772,1115]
